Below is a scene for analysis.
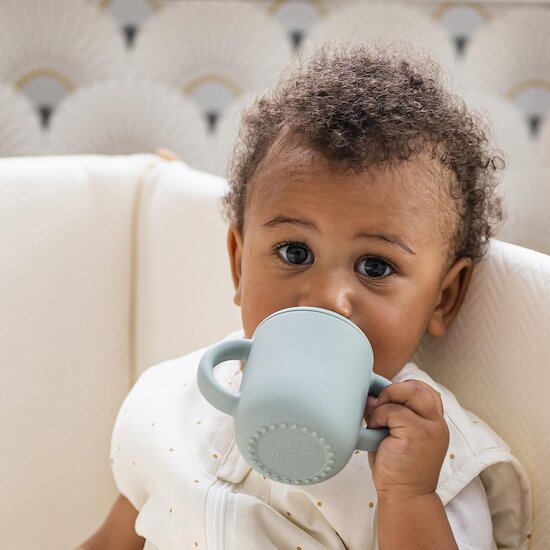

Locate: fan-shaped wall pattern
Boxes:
[46,77,209,168]
[462,90,532,169]
[304,2,456,76]
[462,8,550,111]
[206,92,258,178]
[425,2,499,56]
[462,88,548,256]
[0,85,43,156]
[265,0,332,49]
[89,0,162,46]
[0,0,547,257]
[497,162,550,255]
[0,0,127,88]
[130,1,293,101]
[537,116,550,165]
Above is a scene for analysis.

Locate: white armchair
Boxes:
[1,153,548,549]
[0,152,241,549]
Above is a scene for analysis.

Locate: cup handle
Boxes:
[356,373,392,452]
[197,338,252,416]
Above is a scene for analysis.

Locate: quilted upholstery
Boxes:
[414,240,550,550]
[132,158,241,378]
[0,153,242,550]
[1,153,548,549]
[0,154,159,549]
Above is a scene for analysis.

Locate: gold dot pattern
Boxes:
[111,357,512,548]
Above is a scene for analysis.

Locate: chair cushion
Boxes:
[0,153,158,548]
[134,158,241,377]
[414,239,550,549]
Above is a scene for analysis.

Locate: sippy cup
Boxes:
[197,306,391,485]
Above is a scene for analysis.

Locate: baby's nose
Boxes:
[297,270,354,319]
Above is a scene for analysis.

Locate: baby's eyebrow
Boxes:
[261,215,416,255]
[355,231,416,255]
[262,215,317,231]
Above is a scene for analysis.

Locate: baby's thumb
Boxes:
[365,395,379,418]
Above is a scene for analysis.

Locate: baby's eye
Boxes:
[357,257,394,279]
[274,242,314,265]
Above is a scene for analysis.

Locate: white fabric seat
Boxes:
[0,153,548,549]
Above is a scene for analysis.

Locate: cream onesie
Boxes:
[110,329,533,550]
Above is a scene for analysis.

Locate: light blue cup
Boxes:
[197,306,391,485]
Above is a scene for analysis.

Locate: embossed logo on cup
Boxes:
[254,425,328,478]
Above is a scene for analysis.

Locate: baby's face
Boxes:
[227,142,472,380]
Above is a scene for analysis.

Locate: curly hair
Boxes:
[220,40,505,267]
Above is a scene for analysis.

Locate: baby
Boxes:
[78,41,530,549]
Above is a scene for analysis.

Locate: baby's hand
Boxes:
[364,380,449,501]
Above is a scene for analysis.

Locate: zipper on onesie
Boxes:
[205,479,237,550]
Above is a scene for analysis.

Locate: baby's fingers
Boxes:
[374,380,444,421]
[367,401,449,447]
[366,402,419,431]
[365,395,379,417]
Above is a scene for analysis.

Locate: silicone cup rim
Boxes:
[253,306,369,343]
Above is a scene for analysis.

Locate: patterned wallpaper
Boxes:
[0,0,549,253]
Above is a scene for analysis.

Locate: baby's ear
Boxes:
[427,257,474,337]
[227,222,243,307]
